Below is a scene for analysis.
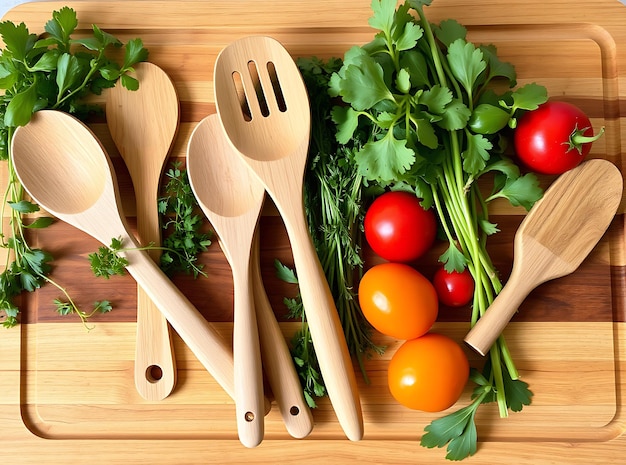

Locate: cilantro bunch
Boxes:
[0,7,148,327]
[329,0,546,460]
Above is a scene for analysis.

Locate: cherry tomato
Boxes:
[433,266,475,307]
[358,262,438,340]
[364,191,437,262]
[388,333,469,412]
[514,101,604,175]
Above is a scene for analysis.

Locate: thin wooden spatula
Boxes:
[465,158,623,356]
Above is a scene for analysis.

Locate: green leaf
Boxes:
[434,19,467,47]
[0,62,18,89]
[51,6,78,42]
[4,82,38,127]
[123,38,149,68]
[447,39,486,95]
[29,50,60,72]
[395,67,411,93]
[439,244,467,273]
[356,131,415,183]
[436,98,471,131]
[71,37,103,51]
[479,219,500,236]
[56,53,82,94]
[503,376,533,412]
[24,216,54,229]
[502,82,548,112]
[368,0,397,33]
[488,172,543,211]
[0,20,37,60]
[419,84,452,115]
[394,21,423,51]
[92,24,122,49]
[121,74,139,91]
[274,259,299,284]
[413,118,438,149]
[399,50,430,88]
[94,300,113,314]
[8,199,40,214]
[420,402,478,460]
[480,44,516,85]
[99,64,121,81]
[462,132,493,174]
[331,106,360,144]
[335,54,394,110]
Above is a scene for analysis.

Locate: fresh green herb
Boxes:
[274,259,326,408]
[158,161,212,278]
[54,298,112,331]
[88,237,130,279]
[275,57,384,406]
[327,0,544,459]
[0,7,148,327]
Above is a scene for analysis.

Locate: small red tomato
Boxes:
[433,266,474,307]
[514,101,604,175]
[364,191,437,263]
[358,263,438,340]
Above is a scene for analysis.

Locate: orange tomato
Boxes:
[358,262,438,340]
[387,333,469,412]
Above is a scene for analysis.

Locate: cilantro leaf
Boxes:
[439,244,467,273]
[462,132,493,174]
[356,131,415,183]
[487,172,543,210]
[4,82,38,127]
[368,0,396,33]
[334,54,394,110]
[447,39,486,96]
[434,19,467,47]
[0,21,37,60]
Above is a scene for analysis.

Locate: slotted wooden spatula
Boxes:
[465,159,623,356]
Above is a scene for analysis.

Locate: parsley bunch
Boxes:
[0,7,148,327]
[328,0,544,460]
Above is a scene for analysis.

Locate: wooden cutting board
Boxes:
[1,0,626,463]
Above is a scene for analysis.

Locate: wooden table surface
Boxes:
[1,0,626,463]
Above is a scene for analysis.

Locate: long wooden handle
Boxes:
[230,251,265,448]
[251,232,313,439]
[464,269,534,356]
[281,202,363,441]
[121,233,236,399]
[134,190,177,401]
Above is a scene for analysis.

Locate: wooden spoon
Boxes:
[187,114,313,441]
[214,35,363,441]
[106,62,178,401]
[465,158,623,356]
[187,114,264,447]
[11,110,236,400]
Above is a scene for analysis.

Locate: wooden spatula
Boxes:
[464,159,623,356]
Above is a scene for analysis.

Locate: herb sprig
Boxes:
[0,7,148,327]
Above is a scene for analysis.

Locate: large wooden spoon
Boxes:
[106,62,178,401]
[11,110,236,400]
[214,35,363,441]
[187,114,313,441]
[465,158,623,356]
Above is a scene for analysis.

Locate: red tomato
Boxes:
[364,191,437,262]
[514,101,604,175]
[358,262,438,340]
[433,266,475,307]
[388,333,469,412]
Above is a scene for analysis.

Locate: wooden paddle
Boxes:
[465,158,623,356]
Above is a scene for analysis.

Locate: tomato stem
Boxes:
[568,125,605,153]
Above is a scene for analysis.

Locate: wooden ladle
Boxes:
[214,35,363,441]
[10,110,236,400]
[106,62,178,401]
[465,158,623,356]
[187,114,313,442]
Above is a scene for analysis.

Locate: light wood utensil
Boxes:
[465,158,623,356]
[214,35,363,441]
[187,114,313,441]
[106,62,178,401]
[187,114,265,447]
[11,109,236,400]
